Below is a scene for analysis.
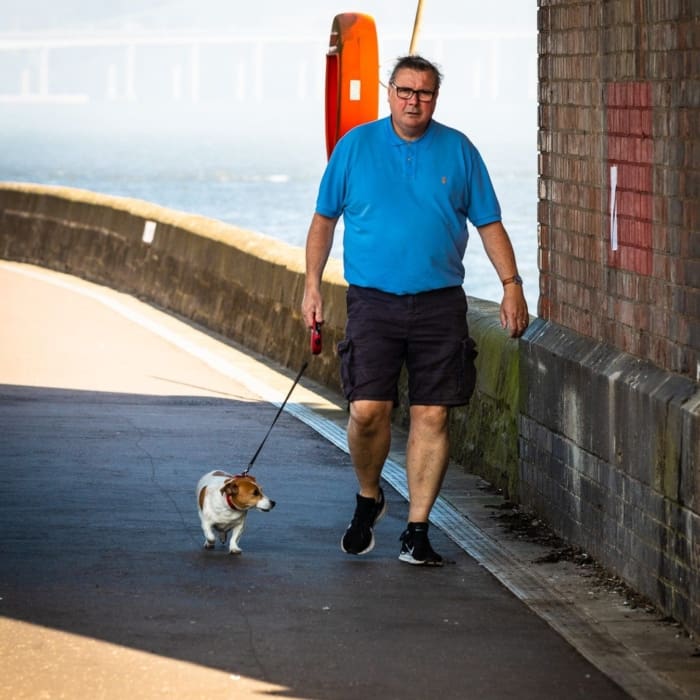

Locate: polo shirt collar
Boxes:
[384,116,435,146]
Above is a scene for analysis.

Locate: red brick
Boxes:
[538,0,696,379]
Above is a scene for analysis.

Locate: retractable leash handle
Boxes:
[310,318,323,355]
[241,360,309,477]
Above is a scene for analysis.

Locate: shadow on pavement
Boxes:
[0,383,629,699]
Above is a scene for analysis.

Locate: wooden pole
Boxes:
[409,0,425,55]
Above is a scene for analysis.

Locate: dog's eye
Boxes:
[253,489,261,496]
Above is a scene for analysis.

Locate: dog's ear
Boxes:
[220,480,239,496]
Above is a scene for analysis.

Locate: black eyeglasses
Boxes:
[390,81,436,102]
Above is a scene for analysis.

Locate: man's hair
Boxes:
[389,55,443,90]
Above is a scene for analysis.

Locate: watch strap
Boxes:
[501,274,523,286]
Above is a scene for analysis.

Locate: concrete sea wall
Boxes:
[1,183,697,635]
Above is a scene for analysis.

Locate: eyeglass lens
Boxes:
[392,83,435,102]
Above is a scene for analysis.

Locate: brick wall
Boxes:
[531,0,699,633]
[537,0,698,379]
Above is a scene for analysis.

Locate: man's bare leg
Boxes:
[405,405,450,522]
[347,399,393,499]
[340,399,393,555]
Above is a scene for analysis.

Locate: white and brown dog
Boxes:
[196,470,275,554]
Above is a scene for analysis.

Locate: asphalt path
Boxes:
[0,262,631,700]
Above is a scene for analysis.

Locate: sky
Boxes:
[2,1,535,35]
[0,1,538,151]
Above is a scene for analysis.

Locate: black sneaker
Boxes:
[398,522,444,566]
[341,489,387,555]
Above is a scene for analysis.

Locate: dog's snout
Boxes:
[260,499,276,512]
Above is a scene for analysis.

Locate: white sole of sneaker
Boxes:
[341,531,375,555]
[398,552,444,566]
[340,491,387,555]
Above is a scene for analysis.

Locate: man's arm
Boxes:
[301,212,339,328]
[476,221,530,338]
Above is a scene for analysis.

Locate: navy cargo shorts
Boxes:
[337,284,478,406]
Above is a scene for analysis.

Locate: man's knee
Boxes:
[349,400,393,434]
[409,405,449,432]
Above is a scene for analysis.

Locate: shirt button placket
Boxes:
[405,145,416,178]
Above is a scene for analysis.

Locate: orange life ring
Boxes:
[325,13,379,159]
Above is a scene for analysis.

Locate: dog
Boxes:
[196,470,275,554]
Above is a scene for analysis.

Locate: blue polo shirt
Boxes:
[316,117,502,295]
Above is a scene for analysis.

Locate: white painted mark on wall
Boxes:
[349,79,361,101]
[142,220,156,245]
[609,165,618,251]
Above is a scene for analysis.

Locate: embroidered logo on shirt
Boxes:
[441,176,447,184]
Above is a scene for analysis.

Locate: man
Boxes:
[301,55,529,566]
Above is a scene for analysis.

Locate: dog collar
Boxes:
[225,493,242,511]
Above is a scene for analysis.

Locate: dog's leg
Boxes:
[200,518,217,550]
[228,519,246,554]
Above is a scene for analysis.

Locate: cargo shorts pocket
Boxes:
[460,336,478,403]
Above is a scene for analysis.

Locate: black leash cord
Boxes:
[241,360,309,476]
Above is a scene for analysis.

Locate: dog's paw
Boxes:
[228,547,242,555]
[203,540,215,550]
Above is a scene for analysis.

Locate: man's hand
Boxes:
[301,288,323,329]
[500,285,529,338]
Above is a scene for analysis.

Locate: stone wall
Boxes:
[521,318,699,629]
[0,183,344,390]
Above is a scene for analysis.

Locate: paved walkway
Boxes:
[1,262,697,700]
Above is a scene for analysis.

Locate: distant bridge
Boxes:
[0,29,536,105]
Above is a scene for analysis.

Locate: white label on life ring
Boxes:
[349,79,361,101]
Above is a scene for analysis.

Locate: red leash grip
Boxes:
[310,321,322,355]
